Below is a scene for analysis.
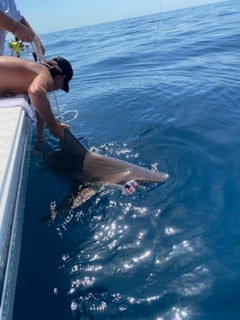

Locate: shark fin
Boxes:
[50,185,98,221]
[61,129,88,157]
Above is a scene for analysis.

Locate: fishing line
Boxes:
[131,0,164,105]
[31,36,45,63]
[52,91,64,122]
[148,0,164,79]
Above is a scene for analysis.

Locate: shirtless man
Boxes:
[0,55,73,144]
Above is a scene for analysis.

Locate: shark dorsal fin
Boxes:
[60,129,88,157]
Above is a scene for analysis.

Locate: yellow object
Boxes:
[9,40,23,57]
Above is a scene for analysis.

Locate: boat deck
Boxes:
[0,94,32,320]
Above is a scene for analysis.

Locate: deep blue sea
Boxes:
[12,1,240,319]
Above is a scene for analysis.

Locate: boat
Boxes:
[0,94,32,320]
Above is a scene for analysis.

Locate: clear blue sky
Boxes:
[17,0,226,34]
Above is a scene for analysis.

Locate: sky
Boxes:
[16,0,227,34]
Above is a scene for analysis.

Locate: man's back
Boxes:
[0,56,52,94]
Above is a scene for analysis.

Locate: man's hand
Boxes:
[15,23,35,43]
[49,122,70,140]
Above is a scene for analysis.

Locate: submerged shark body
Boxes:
[45,129,169,219]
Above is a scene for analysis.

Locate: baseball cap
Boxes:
[52,56,73,92]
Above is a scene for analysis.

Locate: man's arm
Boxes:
[19,17,45,54]
[0,10,34,42]
[28,73,65,139]
[0,10,45,52]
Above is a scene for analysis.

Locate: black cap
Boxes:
[52,57,73,92]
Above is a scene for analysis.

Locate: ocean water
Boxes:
[13,1,240,319]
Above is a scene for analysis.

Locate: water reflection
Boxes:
[124,250,151,270]
[56,188,213,320]
[156,306,191,320]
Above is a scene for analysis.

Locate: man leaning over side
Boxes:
[0,56,73,144]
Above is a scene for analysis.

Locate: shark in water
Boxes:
[44,129,169,220]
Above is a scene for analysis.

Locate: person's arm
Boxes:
[0,10,34,42]
[0,10,45,54]
[0,10,18,33]
[28,73,66,140]
[19,17,45,54]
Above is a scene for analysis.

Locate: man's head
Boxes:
[44,57,73,92]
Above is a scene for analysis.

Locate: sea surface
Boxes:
[13,1,240,319]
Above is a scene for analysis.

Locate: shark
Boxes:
[44,129,169,220]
